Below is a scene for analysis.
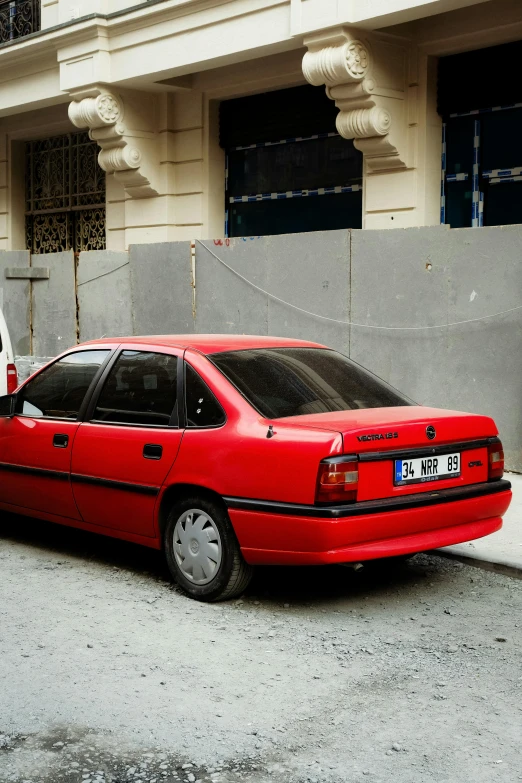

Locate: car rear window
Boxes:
[212,347,413,419]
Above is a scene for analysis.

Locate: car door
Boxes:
[71,348,184,538]
[0,348,112,519]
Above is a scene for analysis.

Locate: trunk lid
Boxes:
[278,406,498,501]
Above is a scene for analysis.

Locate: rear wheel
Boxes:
[164,495,253,602]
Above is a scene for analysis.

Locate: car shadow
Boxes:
[0,512,449,607]
[0,512,171,580]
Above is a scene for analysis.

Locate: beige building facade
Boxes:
[1,0,522,252]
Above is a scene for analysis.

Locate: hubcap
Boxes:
[173,509,222,585]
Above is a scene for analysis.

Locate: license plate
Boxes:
[394,453,461,486]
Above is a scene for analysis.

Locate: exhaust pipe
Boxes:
[340,562,364,572]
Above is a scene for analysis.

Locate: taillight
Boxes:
[316,458,358,504]
[488,440,504,481]
[6,364,17,395]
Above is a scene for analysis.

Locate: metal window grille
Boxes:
[441,103,522,228]
[25,132,106,255]
[0,0,40,43]
[225,133,363,237]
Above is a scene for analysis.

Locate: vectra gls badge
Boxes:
[426,425,436,440]
[357,432,398,442]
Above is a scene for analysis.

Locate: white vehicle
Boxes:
[0,308,17,396]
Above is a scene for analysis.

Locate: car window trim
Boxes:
[183,358,227,430]
[85,347,182,429]
[88,419,177,430]
[170,356,184,428]
[83,347,122,422]
[78,349,117,421]
[15,347,115,423]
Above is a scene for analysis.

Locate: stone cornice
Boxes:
[0,19,107,69]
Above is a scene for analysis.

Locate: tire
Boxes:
[164,495,253,602]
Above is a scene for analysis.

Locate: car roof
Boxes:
[81,334,327,355]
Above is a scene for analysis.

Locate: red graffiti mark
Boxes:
[213,238,231,247]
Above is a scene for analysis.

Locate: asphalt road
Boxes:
[0,513,521,783]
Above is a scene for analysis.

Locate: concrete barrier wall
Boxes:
[1,224,521,470]
[191,228,521,470]
[129,242,193,335]
[0,250,31,356]
[78,251,132,342]
[195,232,351,354]
[349,226,522,472]
[31,251,76,357]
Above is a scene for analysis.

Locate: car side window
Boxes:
[185,363,226,428]
[93,350,178,427]
[17,350,110,420]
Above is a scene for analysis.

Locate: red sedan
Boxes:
[0,335,511,601]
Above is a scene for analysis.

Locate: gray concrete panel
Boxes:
[441,225,522,471]
[31,251,77,357]
[129,242,194,336]
[195,239,268,336]
[266,230,351,355]
[0,251,31,355]
[350,225,522,471]
[78,251,132,342]
[350,226,452,405]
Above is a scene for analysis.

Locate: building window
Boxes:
[0,0,40,43]
[220,86,362,237]
[25,132,106,255]
[439,41,522,228]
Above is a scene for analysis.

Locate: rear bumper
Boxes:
[226,480,512,566]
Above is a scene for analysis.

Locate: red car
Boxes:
[0,335,511,601]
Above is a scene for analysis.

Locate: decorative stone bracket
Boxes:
[69,90,160,198]
[303,29,410,172]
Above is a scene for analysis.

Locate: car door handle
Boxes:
[53,434,69,448]
[143,444,163,460]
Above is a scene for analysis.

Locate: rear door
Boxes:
[71,348,184,538]
[0,349,111,518]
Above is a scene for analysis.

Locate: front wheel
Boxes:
[164,495,253,602]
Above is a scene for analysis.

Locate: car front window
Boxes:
[212,347,414,419]
[18,350,111,419]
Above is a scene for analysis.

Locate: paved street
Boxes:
[0,512,521,783]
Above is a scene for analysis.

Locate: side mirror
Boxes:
[0,394,16,417]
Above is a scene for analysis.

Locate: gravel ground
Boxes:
[0,513,521,783]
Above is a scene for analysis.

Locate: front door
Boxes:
[0,349,111,519]
[71,349,183,538]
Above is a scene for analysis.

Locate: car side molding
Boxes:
[0,461,70,481]
[71,474,160,496]
[224,479,512,519]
